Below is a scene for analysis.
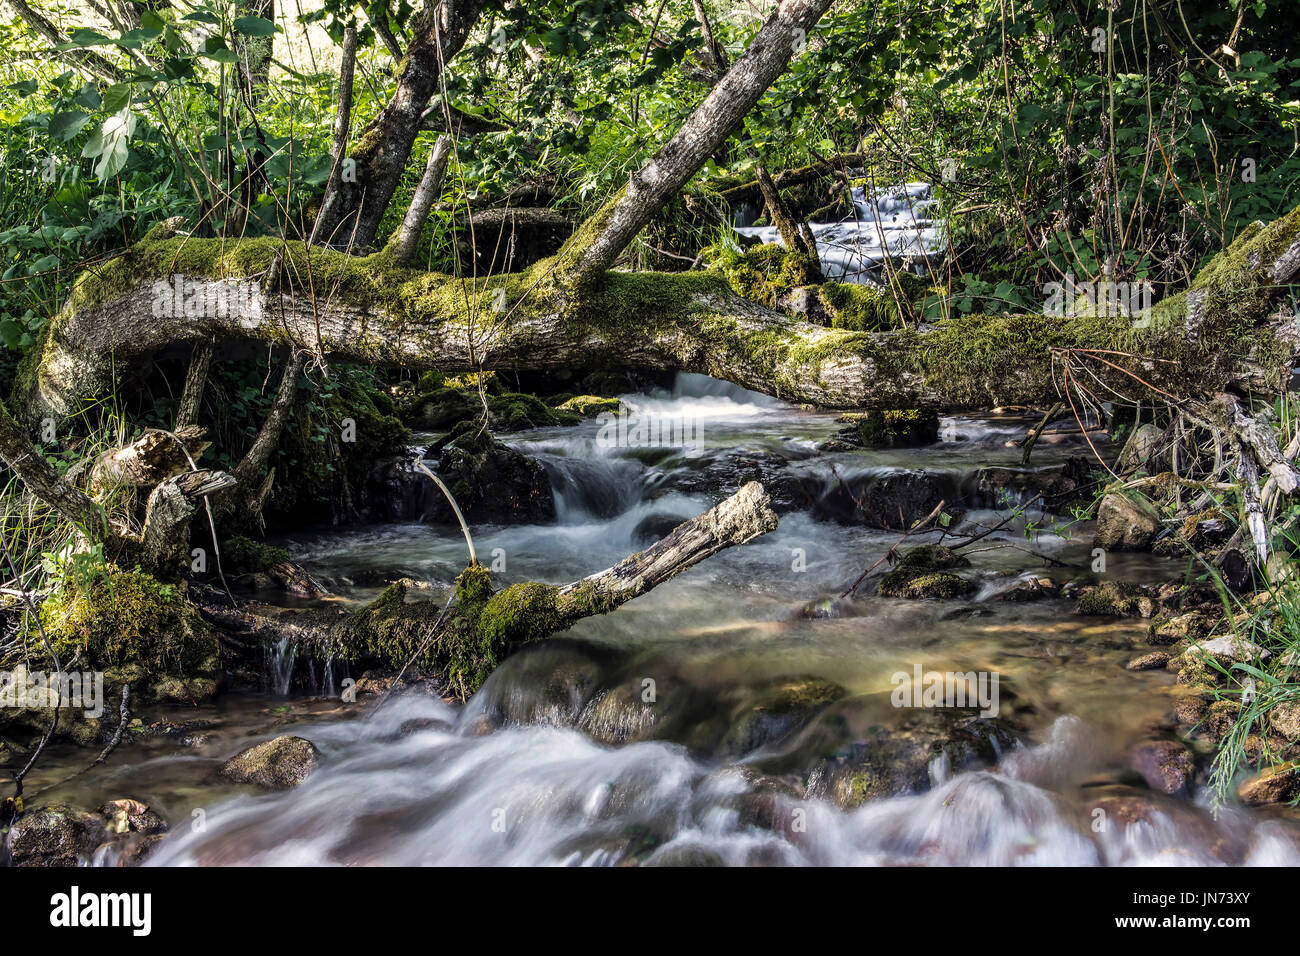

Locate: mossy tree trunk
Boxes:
[312,0,488,249]
[557,0,838,286]
[19,200,1300,425]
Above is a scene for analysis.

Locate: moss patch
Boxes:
[39,569,219,687]
[878,545,974,599]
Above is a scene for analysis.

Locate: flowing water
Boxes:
[735,181,942,283]
[24,375,1300,865]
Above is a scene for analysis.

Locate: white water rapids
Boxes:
[734,181,942,283]
[31,374,1298,867]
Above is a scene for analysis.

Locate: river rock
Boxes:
[1173,693,1210,726]
[997,576,1058,601]
[1128,739,1195,797]
[1270,701,1300,742]
[425,429,556,524]
[1126,651,1172,671]
[404,386,479,430]
[3,805,104,866]
[818,712,1019,808]
[1186,635,1270,666]
[219,734,322,790]
[821,410,939,450]
[718,675,848,756]
[1117,423,1165,472]
[878,545,974,600]
[853,470,961,531]
[1093,492,1161,551]
[98,798,167,836]
[1148,611,1213,646]
[1237,761,1300,806]
[649,451,821,514]
[577,676,702,745]
[1074,581,1157,617]
[966,457,1099,514]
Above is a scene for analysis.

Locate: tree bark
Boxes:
[24,201,1300,421]
[175,341,214,427]
[390,134,452,264]
[312,0,487,249]
[552,480,777,621]
[311,19,358,247]
[87,425,209,496]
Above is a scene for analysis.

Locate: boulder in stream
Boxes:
[1093,492,1161,551]
[1237,761,1300,807]
[4,798,169,867]
[1128,739,1195,797]
[426,428,556,524]
[821,410,940,451]
[219,734,322,790]
[816,712,1020,808]
[878,545,974,600]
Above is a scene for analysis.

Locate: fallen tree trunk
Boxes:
[20,201,1300,422]
[205,481,780,695]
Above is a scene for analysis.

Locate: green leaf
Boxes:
[59,28,113,49]
[0,320,24,350]
[234,16,276,36]
[102,83,132,113]
[73,82,101,109]
[49,110,90,142]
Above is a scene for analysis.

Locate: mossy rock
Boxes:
[39,569,219,698]
[487,392,580,431]
[219,735,322,790]
[707,242,821,308]
[336,566,567,695]
[221,536,289,574]
[428,428,556,524]
[818,271,931,331]
[833,409,940,449]
[270,366,410,525]
[720,675,848,755]
[878,545,974,599]
[404,386,481,429]
[555,394,623,417]
[1075,581,1156,617]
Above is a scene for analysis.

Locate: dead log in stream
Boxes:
[203,481,779,696]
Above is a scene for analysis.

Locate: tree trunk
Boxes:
[389,134,452,264]
[310,19,358,247]
[312,0,487,250]
[558,0,837,285]
[21,201,1300,420]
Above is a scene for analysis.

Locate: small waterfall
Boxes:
[269,636,298,696]
[734,181,942,284]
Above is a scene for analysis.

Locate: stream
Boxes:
[22,375,1300,866]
